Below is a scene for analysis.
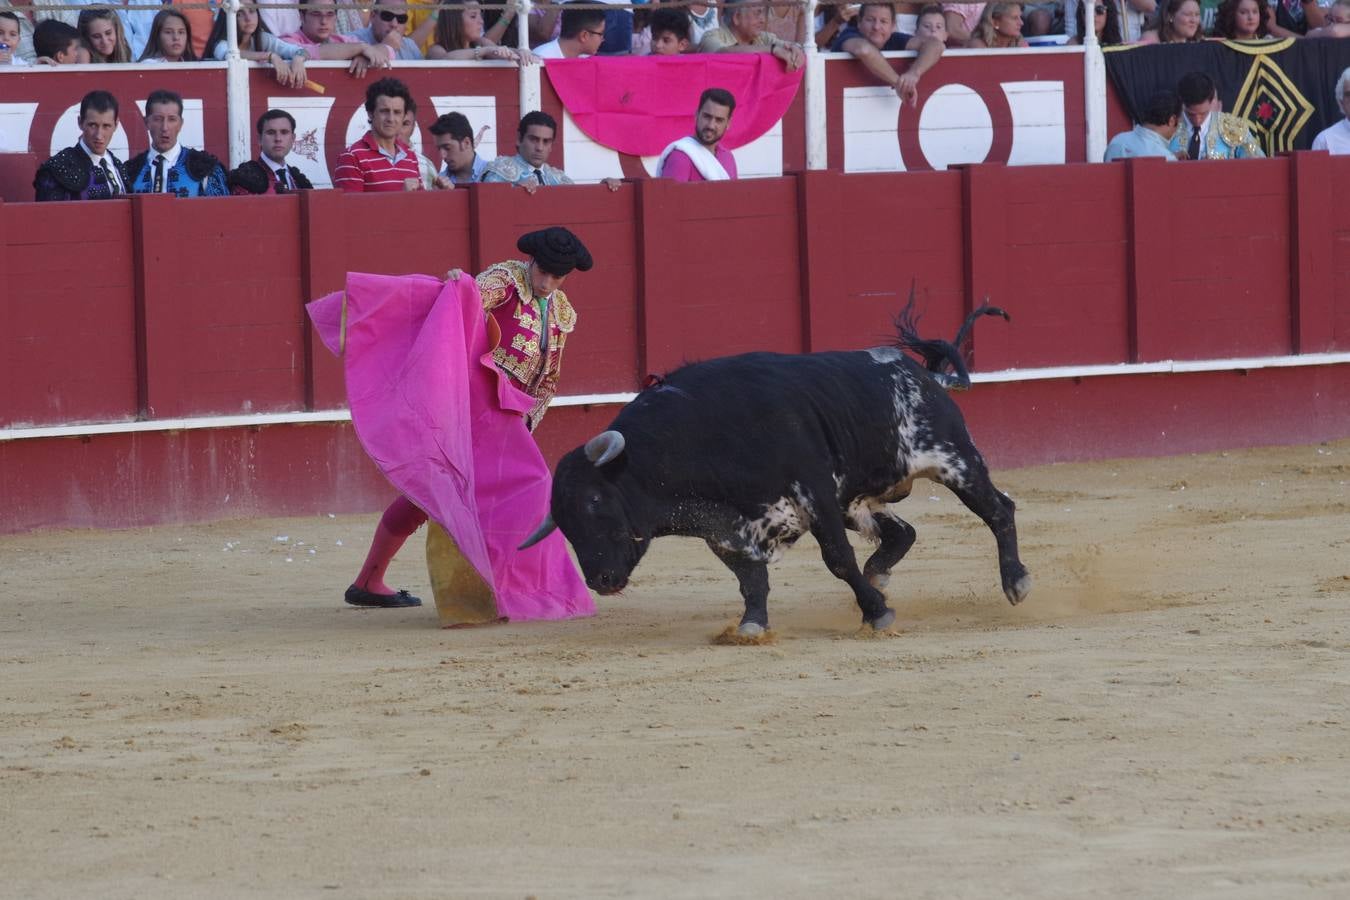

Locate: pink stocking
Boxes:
[353,496,429,595]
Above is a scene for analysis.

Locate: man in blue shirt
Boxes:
[1104,89,1183,162]
[832,2,944,106]
[430,112,489,187]
[346,0,422,60]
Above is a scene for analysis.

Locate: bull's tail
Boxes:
[894,288,1010,391]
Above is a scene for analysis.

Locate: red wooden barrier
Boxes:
[2,198,139,425]
[3,158,1350,532]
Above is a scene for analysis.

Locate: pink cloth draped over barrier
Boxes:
[307,273,594,622]
[544,55,803,156]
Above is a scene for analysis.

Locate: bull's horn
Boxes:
[584,430,626,467]
[517,513,557,550]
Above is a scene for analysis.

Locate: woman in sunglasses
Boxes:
[346,0,425,59]
[1070,0,1125,42]
[1067,0,1156,43]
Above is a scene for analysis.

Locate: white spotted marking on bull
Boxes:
[891,373,970,491]
[719,483,815,562]
[845,496,884,542]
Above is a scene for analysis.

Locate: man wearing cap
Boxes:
[343,226,594,609]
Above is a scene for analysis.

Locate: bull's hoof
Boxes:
[865,608,896,631]
[867,572,891,590]
[737,622,766,638]
[1005,572,1033,606]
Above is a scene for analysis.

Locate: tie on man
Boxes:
[152,154,166,192]
[1187,127,1201,161]
[275,166,289,191]
[533,168,544,185]
[99,158,119,195]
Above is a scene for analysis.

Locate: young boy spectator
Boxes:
[913,4,949,42]
[33,18,87,64]
[649,8,692,54]
[0,10,30,65]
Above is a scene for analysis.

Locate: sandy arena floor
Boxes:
[2,441,1349,899]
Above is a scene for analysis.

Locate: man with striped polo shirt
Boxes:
[334,77,422,192]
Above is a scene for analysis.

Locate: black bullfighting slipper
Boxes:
[344,584,423,608]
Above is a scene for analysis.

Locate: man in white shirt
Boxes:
[534,0,606,58]
[227,109,316,194]
[1311,66,1350,154]
[34,90,129,201]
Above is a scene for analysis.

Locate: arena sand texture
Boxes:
[2,441,1349,898]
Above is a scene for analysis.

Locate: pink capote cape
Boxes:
[545,55,803,156]
[307,273,594,622]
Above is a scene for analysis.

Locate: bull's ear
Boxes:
[583,430,626,467]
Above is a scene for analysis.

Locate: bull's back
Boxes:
[613,350,940,487]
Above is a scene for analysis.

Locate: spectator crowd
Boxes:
[9,0,1350,198]
[5,0,1350,71]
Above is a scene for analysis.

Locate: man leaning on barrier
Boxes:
[832,2,945,106]
[698,0,806,72]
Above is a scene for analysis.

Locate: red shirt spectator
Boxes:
[334,132,421,191]
[334,77,422,192]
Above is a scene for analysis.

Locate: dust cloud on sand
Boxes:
[2,442,1349,898]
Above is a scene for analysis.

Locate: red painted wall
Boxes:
[3,157,1350,531]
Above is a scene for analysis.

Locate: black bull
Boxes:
[521,306,1032,635]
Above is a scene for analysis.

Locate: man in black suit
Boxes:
[34,90,129,202]
[227,109,316,195]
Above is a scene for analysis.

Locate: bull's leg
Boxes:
[943,464,1032,606]
[812,512,895,630]
[862,512,917,591]
[708,544,772,636]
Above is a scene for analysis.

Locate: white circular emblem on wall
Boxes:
[917,83,993,171]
